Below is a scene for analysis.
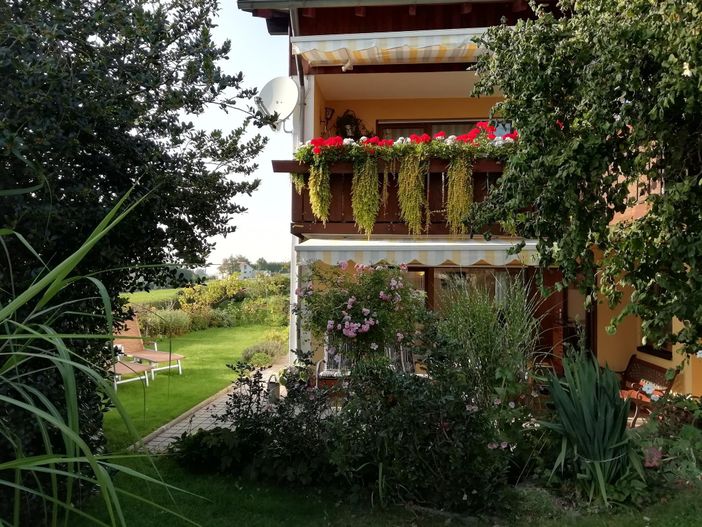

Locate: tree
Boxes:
[1,0,267,518]
[474,0,702,354]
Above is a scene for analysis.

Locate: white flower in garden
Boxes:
[683,62,694,77]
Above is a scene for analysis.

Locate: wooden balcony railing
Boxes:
[272,158,505,238]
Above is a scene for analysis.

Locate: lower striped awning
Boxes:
[295,238,539,267]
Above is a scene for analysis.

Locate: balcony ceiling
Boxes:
[316,71,481,100]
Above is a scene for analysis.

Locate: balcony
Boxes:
[272,158,504,238]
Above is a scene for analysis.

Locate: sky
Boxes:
[200,3,292,266]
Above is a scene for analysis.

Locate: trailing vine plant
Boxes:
[308,164,331,224]
[351,155,380,237]
[291,173,306,195]
[397,149,427,236]
[446,154,474,235]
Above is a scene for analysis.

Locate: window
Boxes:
[377,119,513,140]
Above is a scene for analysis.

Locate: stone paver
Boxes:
[137,360,288,453]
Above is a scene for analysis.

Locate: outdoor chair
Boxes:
[113,359,153,390]
[618,354,677,427]
[114,316,186,380]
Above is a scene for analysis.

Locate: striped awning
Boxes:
[295,239,539,267]
[291,28,485,71]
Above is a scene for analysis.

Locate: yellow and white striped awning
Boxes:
[295,239,539,267]
[291,28,485,71]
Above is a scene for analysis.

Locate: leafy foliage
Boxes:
[295,263,427,365]
[329,358,511,511]
[474,0,702,353]
[430,273,542,407]
[351,156,381,237]
[544,351,644,505]
[0,191,194,526]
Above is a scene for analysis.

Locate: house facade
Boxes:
[238,0,702,394]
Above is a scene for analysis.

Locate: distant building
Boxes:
[238,262,255,280]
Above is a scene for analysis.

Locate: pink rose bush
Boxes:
[295,262,427,363]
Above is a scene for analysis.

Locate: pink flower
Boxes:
[644,447,663,468]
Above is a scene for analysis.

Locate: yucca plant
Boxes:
[544,351,644,505]
[0,186,198,526]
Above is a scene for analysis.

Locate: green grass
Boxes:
[106,325,279,450]
[123,287,181,305]
[75,458,447,527]
[73,458,702,527]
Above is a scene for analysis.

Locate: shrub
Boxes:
[171,363,333,486]
[329,358,511,511]
[636,395,702,486]
[544,351,644,505]
[296,263,428,365]
[431,273,541,405]
[227,295,289,326]
[249,352,273,368]
[139,308,191,337]
[242,341,286,363]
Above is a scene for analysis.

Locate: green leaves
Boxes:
[544,351,642,505]
[475,0,702,355]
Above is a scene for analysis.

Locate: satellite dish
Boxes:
[255,76,299,131]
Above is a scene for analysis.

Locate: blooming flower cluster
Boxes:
[298,121,519,159]
[297,262,426,364]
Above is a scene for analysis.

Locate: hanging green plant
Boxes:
[308,164,331,224]
[352,155,380,237]
[291,173,306,195]
[398,151,427,236]
[446,155,474,235]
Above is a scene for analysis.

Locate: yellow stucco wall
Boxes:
[314,96,502,137]
[596,290,702,395]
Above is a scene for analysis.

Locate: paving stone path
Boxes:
[138,359,288,453]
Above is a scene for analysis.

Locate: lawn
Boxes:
[74,458,702,527]
[105,325,280,450]
[123,287,182,305]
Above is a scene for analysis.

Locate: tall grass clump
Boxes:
[544,351,644,505]
[432,273,542,404]
[0,188,196,526]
